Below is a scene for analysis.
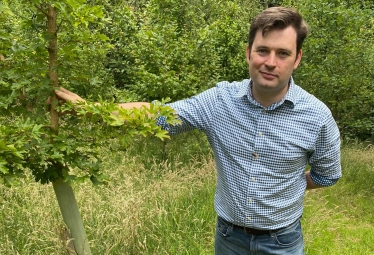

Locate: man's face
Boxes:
[246,26,302,97]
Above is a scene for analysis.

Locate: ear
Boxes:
[293,49,302,70]
[246,45,251,64]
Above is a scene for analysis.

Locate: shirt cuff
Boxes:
[156,116,167,129]
[310,171,340,187]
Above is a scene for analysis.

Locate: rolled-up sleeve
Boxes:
[308,113,342,186]
[156,87,218,135]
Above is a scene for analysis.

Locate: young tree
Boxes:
[0,1,178,254]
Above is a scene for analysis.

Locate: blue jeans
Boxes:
[214,217,305,255]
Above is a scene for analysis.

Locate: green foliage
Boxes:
[0,1,179,188]
[102,0,262,101]
[0,101,179,186]
[0,123,28,186]
[289,0,374,140]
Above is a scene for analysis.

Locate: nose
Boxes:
[265,52,276,67]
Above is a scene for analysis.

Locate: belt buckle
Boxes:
[243,226,268,235]
[243,227,252,234]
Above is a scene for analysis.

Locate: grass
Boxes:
[0,135,373,254]
[303,143,374,254]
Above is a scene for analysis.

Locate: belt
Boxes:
[219,217,273,235]
[234,224,270,235]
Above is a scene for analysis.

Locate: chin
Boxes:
[257,83,278,89]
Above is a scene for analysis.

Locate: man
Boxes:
[55,7,341,255]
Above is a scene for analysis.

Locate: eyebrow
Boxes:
[278,48,292,53]
[255,46,293,54]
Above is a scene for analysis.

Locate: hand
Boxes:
[54,87,86,104]
[46,87,86,116]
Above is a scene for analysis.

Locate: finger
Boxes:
[54,90,70,101]
[59,87,77,96]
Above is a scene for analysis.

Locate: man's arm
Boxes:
[306,109,341,190]
[53,87,150,112]
[118,102,150,110]
[54,87,86,104]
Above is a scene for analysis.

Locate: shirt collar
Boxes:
[234,79,251,98]
[235,78,296,109]
[283,77,296,108]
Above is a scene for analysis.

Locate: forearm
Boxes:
[118,102,150,110]
[62,102,151,117]
[305,171,323,190]
[54,88,150,112]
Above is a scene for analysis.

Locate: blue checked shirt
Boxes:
[157,78,341,230]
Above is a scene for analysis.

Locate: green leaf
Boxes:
[0,4,14,16]
[90,175,100,185]
[0,161,9,174]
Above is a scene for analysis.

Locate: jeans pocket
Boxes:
[273,221,303,247]
[217,217,233,237]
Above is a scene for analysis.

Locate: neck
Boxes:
[251,84,289,108]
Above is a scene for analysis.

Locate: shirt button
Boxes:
[247,217,251,221]
[252,152,259,159]
[258,132,262,136]
[248,198,252,202]
[251,177,255,181]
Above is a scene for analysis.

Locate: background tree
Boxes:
[102,0,262,101]
[290,0,374,141]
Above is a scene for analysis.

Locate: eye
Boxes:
[256,49,268,55]
[278,51,290,58]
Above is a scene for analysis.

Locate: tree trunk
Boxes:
[53,179,92,255]
[46,4,59,128]
[42,4,92,255]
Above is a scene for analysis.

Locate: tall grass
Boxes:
[0,134,373,254]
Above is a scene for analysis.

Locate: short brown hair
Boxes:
[248,7,308,53]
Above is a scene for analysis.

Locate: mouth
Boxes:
[260,71,277,79]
